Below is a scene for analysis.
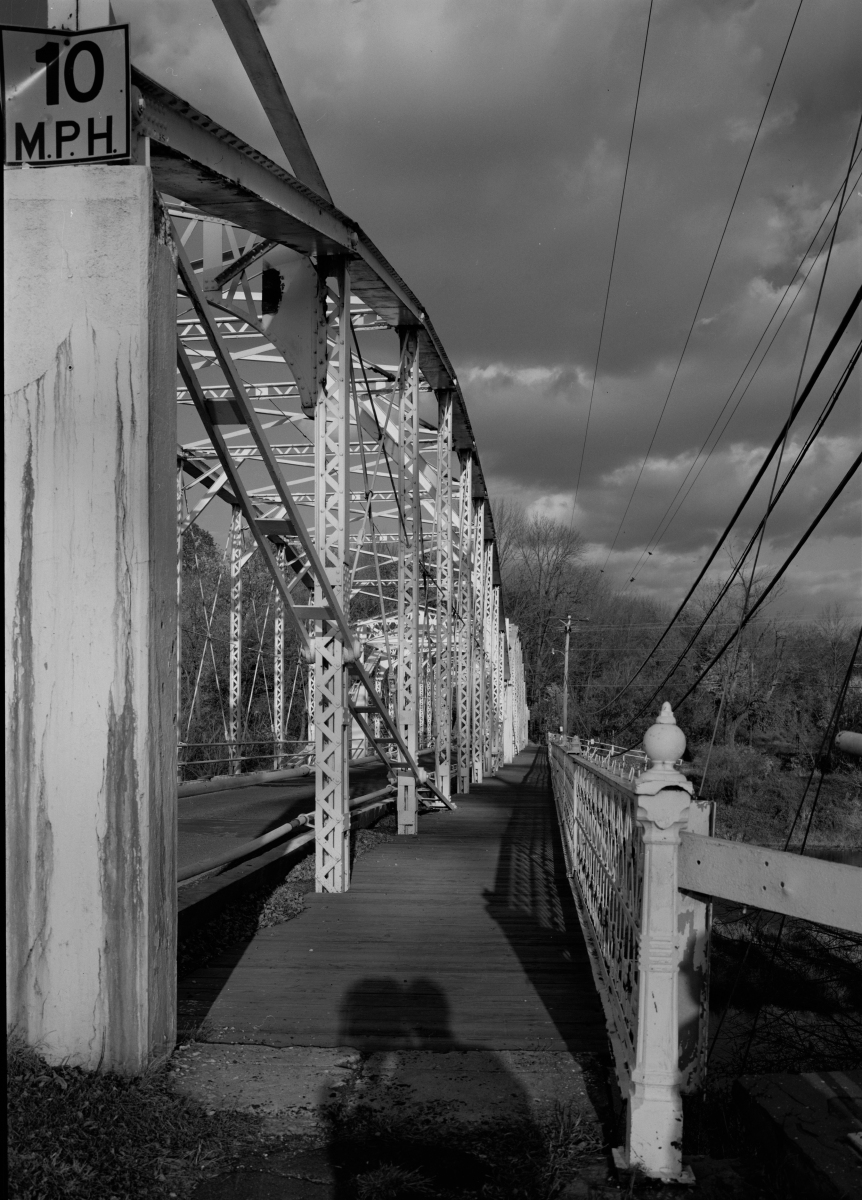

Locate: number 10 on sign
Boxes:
[1,23,129,165]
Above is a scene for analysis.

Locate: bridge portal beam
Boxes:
[5,165,177,1071]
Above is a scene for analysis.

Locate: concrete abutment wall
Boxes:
[5,164,177,1071]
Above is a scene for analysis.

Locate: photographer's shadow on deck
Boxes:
[323,977,544,1199]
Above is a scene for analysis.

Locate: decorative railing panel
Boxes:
[548,736,643,1085]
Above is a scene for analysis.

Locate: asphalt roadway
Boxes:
[177,758,393,875]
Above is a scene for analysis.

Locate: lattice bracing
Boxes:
[314,261,351,892]
[434,393,454,796]
[168,170,526,846]
[471,503,486,784]
[396,333,420,766]
[548,739,643,1082]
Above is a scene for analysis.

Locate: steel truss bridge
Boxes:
[131,65,527,894]
[7,7,860,1189]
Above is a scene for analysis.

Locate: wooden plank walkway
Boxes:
[178,746,607,1054]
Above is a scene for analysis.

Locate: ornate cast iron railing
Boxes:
[548,734,644,1084]
[548,706,712,1185]
[550,708,862,1187]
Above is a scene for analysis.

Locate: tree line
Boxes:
[495,501,862,767]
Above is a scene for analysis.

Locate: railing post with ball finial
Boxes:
[615,702,696,1184]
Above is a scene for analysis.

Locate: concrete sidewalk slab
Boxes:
[170,1042,600,1138]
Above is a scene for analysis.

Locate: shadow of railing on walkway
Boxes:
[483,746,608,1056]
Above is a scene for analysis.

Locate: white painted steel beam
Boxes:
[435,393,454,798]
[471,502,485,785]
[228,506,243,774]
[314,261,351,892]
[273,545,286,768]
[396,331,420,834]
[133,67,502,493]
[455,454,473,794]
[210,0,333,203]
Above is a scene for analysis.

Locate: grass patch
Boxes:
[7,1038,264,1200]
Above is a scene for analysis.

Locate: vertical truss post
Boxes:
[419,600,428,751]
[498,613,505,765]
[492,586,502,772]
[471,502,485,785]
[228,505,243,775]
[482,547,494,775]
[434,392,453,797]
[373,662,383,743]
[273,545,286,768]
[396,329,420,833]
[455,453,473,794]
[419,643,427,750]
[306,657,314,745]
[314,259,351,891]
[177,466,184,764]
[503,618,514,763]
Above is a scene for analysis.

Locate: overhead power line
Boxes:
[731,106,862,681]
[661,447,862,720]
[622,151,862,589]
[597,282,862,713]
[600,0,806,569]
[617,338,860,721]
[573,0,655,506]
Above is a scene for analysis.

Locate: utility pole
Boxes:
[562,614,571,736]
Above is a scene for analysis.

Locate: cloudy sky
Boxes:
[118,0,861,619]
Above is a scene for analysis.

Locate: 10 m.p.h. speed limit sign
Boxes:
[1,23,129,165]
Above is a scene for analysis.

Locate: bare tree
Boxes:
[501,511,587,732]
[490,496,525,577]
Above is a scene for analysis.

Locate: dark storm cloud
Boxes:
[117,0,862,616]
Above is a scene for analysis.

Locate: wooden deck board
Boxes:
[178,747,608,1053]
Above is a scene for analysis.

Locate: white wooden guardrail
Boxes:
[547,705,862,1185]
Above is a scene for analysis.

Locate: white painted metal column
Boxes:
[396,330,420,833]
[306,657,315,745]
[492,592,503,771]
[471,502,485,784]
[273,545,286,768]
[503,618,515,764]
[434,392,453,797]
[482,545,494,775]
[314,260,351,891]
[177,466,184,752]
[455,453,473,794]
[228,505,243,774]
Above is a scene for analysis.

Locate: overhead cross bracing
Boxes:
[146,62,527,893]
[134,67,498,549]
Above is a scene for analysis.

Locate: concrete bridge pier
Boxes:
[5,164,177,1071]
